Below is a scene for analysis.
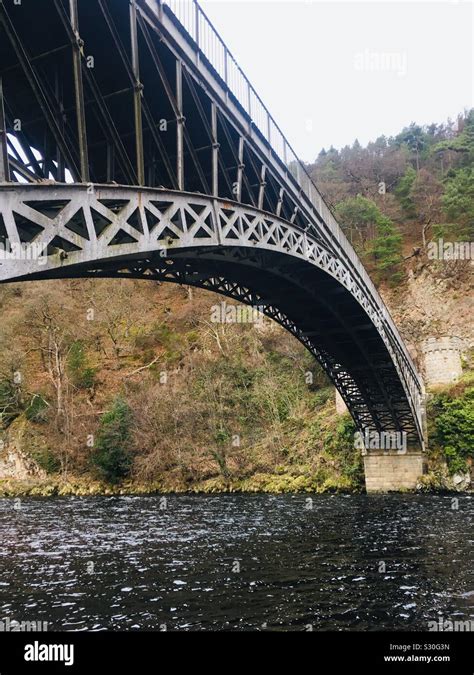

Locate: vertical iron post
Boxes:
[69,0,89,182]
[258,164,266,210]
[211,102,219,197]
[130,0,145,185]
[0,78,10,182]
[236,135,244,202]
[176,59,184,190]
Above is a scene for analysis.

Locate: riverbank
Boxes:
[0,472,359,498]
[1,372,472,498]
[0,287,472,500]
[0,466,471,498]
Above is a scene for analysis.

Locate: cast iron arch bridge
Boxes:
[0,0,425,448]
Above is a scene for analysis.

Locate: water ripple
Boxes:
[0,494,472,631]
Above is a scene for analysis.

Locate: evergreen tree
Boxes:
[394,166,417,218]
[336,195,384,248]
[91,396,133,483]
[434,109,474,166]
[370,215,403,283]
[442,167,474,239]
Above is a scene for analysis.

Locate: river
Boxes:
[0,494,472,631]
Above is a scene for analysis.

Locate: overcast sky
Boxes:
[199,0,473,161]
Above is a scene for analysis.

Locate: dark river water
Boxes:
[0,494,472,631]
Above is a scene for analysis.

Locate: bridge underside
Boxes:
[3,246,422,445]
[0,185,423,446]
[73,252,421,443]
[0,0,425,448]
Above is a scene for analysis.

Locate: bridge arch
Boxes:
[0,184,424,446]
[0,0,425,448]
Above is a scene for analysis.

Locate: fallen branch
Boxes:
[125,356,160,378]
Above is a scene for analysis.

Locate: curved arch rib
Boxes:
[0,183,425,448]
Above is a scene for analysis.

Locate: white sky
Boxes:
[200,0,474,161]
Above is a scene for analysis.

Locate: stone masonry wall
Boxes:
[364,451,427,493]
[422,336,464,386]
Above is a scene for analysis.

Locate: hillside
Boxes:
[0,111,473,495]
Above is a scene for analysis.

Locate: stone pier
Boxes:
[363,450,427,493]
[335,385,429,492]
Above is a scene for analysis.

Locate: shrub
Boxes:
[0,376,22,429]
[90,396,133,483]
[31,447,60,474]
[442,167,474,240]
[430,387,474,475]
[311,386,333,407]
[25,394,49,423]
[68,341,96,389]
[324,416,364,486]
